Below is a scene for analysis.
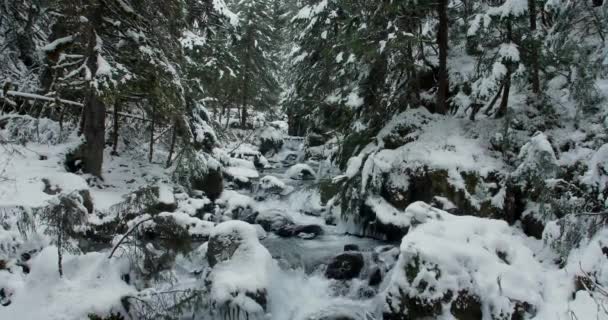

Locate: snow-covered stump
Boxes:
[205,221,273,320]
[382,202,543,320]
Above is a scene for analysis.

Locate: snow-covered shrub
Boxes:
[383,203,543,320]
[36,192,89,276]
[0,206,36,260]
[0,247,134,319]
[189,103,218,153]
[173,147,223,200]
[258,125,285,156]
[565,229,608,319]
[0,115,65,145]
[543,212,607,260]
[511,133,560,235]
[375,109,433,150]
[109,185,177,219]
[205,221,273,320]
[108,213,193,282]
[581,144,608,195]
[513,132,559,185]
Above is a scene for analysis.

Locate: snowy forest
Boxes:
[0,0,608,319]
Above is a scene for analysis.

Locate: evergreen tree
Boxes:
[228,0,281,128]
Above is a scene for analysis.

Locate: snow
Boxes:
[259,175,286,190]
[0,247,133,320]
[157,184,175,206]
[358,109,504,187]
[96,54,112,77]
[41,35,75,52]
[217,190,255,213]
[513,132,558,179]
[365,196,407,227]
[213,0,239,27]
[499,42,520,62]
[225,166,260,181]
[293,0,328,21]
[345,155,363,178]
[208,221,273,312]
[0,132,88,208]
[159,211,214,238]
[345,90,364,109]
[581,144,608,192]
[286,163,316,180]
[385,203,545,319]
[488,0,528,18]
[259,125,285,143]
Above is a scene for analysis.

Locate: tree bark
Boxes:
[496,21,513,119]
[436,0,450,114]
[166,121,177,168]
[82,1,106,178]
[241,77,248,128]
[83,90,106,177]
[148,104,155,163]
[111,101,120,155]
[529,0,541,94]
[57,214,64,277]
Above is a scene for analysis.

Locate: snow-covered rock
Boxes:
[286,163,316,180]
[383,203,544,320]
[216,190,258,223]
[205,221,273,319]
[224,165,260,189]
[258,125,285,156]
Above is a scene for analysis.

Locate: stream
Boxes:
[224,141,389,320]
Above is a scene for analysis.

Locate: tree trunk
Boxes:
[82,1,105,178]
[496,21,513,119]
[57,217,63,277]
[166,121,177,168]
[241,76,249,128]
[111,101,120,155]
[436,0,449,114]
[496,73,511,118]
[83,91,106,177]
[529,0,541,94]
[149,104,155,163]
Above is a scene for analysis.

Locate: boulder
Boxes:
[383,204,541,320]
[255,209,294,232]
[286,163,316,180]
[216,190,257,223]
[450,291,483,320]
[258,175,290,197]
[344,244,360,252]
[192,167,224,201]
[325,252,364,280]
[276,224,323,239]
[205,221,273,319]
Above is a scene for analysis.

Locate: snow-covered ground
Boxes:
[0,115,606,320]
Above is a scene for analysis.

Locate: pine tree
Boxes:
[229,0,281,128]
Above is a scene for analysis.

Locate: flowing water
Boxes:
[237,143,387,320]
